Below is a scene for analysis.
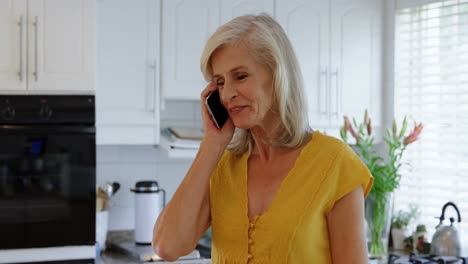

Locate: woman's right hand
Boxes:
[200,81,235,148]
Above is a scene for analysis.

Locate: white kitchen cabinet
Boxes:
[0,0,26,91]
[329,0,382,127]
[0,0,95,94]
[276,0,383,129]
[161,0,274,101]
[161,0,219,100]
[276,0,329,127]
[96,0,160,145]
[220,0,274,24]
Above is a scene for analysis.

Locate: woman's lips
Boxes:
[229,106,246,114]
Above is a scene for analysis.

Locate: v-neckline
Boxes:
[243,132,316,224]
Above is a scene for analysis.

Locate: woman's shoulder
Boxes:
[305,131,349,157]
[212,149,247,175]
[218,149,244,164]
[312,131,346,146]
[319,131,363,162]
[210,149,247,190]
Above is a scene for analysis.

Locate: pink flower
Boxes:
[404,123,424,146]
[344,116,360,143]
[367,118,372,135]
[364,109,369,125]
[412,123,424,138]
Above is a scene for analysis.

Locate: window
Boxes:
[394,0,468,241]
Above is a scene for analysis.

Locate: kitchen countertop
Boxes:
[100,230,211,263]
[100,231,407,263]
[100,251,140,264]
[369,249,410,264]
[99,250,406,264]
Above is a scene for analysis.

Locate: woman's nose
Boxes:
[220,81,237,102]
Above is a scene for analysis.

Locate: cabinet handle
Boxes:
[148,61,157,113]
[158,65,165,112]
[319,68,328,116]
[17,16,23,82]
[330,69,339,117]
[33,16,38,81]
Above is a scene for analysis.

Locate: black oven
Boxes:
[0,95,95,258]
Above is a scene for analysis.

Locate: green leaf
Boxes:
[399,116,408,138]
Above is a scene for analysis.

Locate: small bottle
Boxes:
[413,224,428,253]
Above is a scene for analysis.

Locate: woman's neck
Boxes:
[250,126,288,161]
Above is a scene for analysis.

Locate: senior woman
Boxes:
[153,14,373,264]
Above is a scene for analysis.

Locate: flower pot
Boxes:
[391,227,409,250]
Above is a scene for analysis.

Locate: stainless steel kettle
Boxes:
[431,202,462,256]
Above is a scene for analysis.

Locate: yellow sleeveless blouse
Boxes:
[209,131,373,263]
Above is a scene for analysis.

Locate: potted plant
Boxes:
[340,110,423,258]
[391,205,420,250]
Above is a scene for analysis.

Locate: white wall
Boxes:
[97,100,201,230]
[383,0,396,128]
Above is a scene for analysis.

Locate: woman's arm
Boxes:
[152,142,223,261]
[327,186,368,264]
[152,83,234,261]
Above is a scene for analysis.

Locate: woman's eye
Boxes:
[216,81,224,86]
[237,74,248,80]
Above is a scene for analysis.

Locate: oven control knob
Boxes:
[1,106,15,120]
[39,105,53,119]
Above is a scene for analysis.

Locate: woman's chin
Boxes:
[231,119,252,130]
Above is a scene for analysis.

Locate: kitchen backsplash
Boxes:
[97,100,201,230]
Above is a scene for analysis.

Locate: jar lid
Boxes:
[131,181,159,193]
[416,224,427,233]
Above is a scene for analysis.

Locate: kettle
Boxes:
[131,180,166,245]
[431,202,462,256]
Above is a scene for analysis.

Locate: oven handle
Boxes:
[0,125,95,134]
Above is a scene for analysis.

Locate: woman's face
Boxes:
[210,43,276,130]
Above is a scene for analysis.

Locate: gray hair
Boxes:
[200,14,310,155]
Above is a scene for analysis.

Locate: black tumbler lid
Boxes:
[131,180,159,193]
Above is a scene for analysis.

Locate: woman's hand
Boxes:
[200,81,235,148]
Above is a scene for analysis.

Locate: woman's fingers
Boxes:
[200,81,217,100]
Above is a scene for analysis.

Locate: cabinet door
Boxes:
[220,0,274,24]
[330,0,382,127]
[275,0,330,128]
[161,0,219,100]
[27,0,95,92]
[0,0,27,92]
[96,0,160,145]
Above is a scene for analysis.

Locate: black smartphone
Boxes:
[205,90,229,129]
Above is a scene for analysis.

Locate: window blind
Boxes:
[394,0,468,244]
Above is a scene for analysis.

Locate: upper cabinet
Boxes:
[276,0,329,127]
[220,0,274,24]
[160,0,382,131]
[0,0,95,94]
[276,0,383,129]
[0,0,26,91]
[161,0,219,100]
[96,0,160,145]
[161,0,274,101]
[329,0,382,127]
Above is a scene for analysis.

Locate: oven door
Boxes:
[0,125,96,249]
